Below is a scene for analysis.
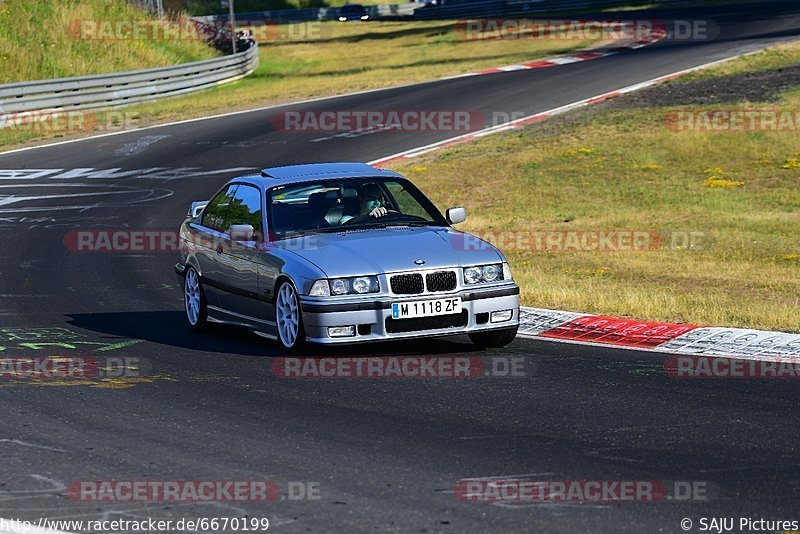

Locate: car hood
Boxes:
[276,226,503,278]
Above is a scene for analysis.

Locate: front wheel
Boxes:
[275,281,306,351]
[184,267,208,331]
[468,326,518,348]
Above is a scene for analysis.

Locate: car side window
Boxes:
[201,185,238,232]
[228,184,264,236]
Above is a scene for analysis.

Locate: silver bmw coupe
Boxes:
[175,163,519,350]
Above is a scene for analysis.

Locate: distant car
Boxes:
[338,4,369,21]
[176,163,519,350]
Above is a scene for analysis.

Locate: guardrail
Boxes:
[0,43,259,121]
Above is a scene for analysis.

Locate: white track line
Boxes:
[369,50,762,166]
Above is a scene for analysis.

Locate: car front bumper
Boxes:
[300,284,519,344]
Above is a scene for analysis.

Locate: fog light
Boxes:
[328,326,355,337]
[490,310,513,323]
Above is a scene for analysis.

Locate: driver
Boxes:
[339,183,389,224]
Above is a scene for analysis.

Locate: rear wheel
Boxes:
[468,326,518,348]
[276,281,305,352]
[184,267,208,331]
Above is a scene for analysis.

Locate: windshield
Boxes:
[267,177,447,239]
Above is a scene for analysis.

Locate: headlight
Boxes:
[309,279,330,296]
[331,278,350,295]
[482,264,500,282]
[463,264,504,284]
[311,276,380,296]
[352,276,376,293]
[464,266,482,284]
[502,262,513,281]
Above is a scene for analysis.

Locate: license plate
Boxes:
[391,297,461,319]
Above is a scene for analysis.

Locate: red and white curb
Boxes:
[370,51,759,168]
[455,27,668,77]
[519,307,800,362]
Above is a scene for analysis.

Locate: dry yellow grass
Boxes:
[387,56,800,331]
[684,40,800,79]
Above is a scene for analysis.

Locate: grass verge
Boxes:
[683,39,800,79]
[386,42,800,333]
[0,0,217,83]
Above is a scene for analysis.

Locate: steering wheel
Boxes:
[342,210,400,225]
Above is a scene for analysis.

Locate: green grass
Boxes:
[0,0,217,83]
[0,18,602,149]
[683,40,800,80]
[384,44,800,333]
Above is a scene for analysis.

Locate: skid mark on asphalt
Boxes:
[0,214,123,229]
[584,449,647,464]
[593,360,664,377]
[0,166,256,216]
[113,135,170,157]
[0,183,174,214]
[0,475,66,504]
[0,439,68,453]
[458,434,536,440]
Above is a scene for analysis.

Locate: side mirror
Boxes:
[446,206,466,225]
[189,201,208,218]
[229,224,255,242]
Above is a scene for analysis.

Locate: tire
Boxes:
[468,326,518,348]
[183,267,208,331]
[275,280,306,352]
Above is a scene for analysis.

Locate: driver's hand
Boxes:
[369,206,388,218]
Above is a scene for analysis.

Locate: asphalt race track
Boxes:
[1,2,800,532]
